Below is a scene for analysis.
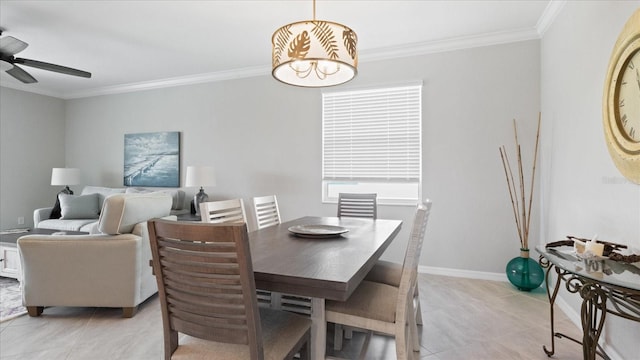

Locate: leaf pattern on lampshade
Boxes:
[273,25,292,66]
[343,29,357,60]
[288,30,311,59]
[312,21,339,60]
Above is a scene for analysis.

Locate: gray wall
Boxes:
[0,87,66,229]
[60,39,540,273]
[540,2,640,358]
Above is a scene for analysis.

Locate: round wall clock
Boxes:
[603,8,640,184]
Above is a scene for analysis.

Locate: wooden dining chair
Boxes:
[335,193,378,341]
[199,198,271,307]
[251,194,312,315]
[252,195,281,230]
[326,200,432,359]
[147,219,311,360]
[199,198,247,224]
[337,192,377,219]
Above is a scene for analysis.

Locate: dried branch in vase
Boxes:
[499,114,541,250]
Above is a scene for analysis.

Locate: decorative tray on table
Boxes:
[288,224,349,238]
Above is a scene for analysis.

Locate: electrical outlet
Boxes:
[18,217,24,225]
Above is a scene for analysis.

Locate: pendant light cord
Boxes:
[313,0,316,20]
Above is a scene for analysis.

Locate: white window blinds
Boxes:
[322,85,422,182]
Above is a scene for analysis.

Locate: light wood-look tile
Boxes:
[0,274,583,360]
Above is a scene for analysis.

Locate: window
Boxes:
[322,83,422,205]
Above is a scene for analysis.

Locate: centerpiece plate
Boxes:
[288,224,349,238]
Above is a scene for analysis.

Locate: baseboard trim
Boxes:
[417,266,623,360]
[418,265,508,282]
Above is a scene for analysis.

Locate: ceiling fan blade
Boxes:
[0,36,28,56]
[15,58,91,78]
[6,64,37,83]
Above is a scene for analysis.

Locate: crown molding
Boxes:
[359,27,540,63]
[0,81,61,99]
[63,65,270,99]
[536,0,567,36]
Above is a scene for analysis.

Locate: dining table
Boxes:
[248,216,403,360]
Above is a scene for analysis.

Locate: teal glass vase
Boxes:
[506,249,544,291]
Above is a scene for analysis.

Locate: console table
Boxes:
[537,245,640,360]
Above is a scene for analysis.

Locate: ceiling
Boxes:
[0,0,561,99]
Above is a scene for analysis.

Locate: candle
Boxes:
[574,239,586,254]
[585,234,604,257]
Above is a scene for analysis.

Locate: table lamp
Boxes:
[51,168,81,195]
[185,166,216,216]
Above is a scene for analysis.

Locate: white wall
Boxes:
[0,87,66,229]
[540,2,640,358]
[62,39,540,274]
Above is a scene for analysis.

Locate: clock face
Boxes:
[617,49,640,142]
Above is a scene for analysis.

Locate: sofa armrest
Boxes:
[17,233,154,308]
[33,207,53,228]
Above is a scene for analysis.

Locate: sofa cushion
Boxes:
[125,187,185,210]
[82,186,126,209]
[59,193,100,219]
[98,193,172,235]
[36,219,98,232]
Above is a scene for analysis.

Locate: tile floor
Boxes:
[0,274,584,360]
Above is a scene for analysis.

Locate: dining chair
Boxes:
[199,198,271,306]
[251,194,313,316]
[326,199,432,359]
[199,198,247,224]
[147,219,311,360]
[252,195,281,230]
[337,192,377,219]
[335,193,378,341]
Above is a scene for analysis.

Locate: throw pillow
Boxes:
[59,193,100,219]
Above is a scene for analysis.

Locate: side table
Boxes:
[0,228,89,279]
[537,245,640,360]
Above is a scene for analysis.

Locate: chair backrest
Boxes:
[200,198,247,224]
[396,200,432,321]
[252,195,281,230]
[337,193,377,219]
[147,219,263,359]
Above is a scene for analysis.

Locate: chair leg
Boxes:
[333,324,344,350]
[300,332,311,360]
[395,322,410,360]
[409,309,420,352]
[414,284,423,326]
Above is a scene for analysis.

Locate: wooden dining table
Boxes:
[248,216,403,360]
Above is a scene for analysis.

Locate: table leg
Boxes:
[580,283,607,360]
[541,257,561,357]
[311,297,326,360]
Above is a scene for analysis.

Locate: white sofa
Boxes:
[34,186,187,232]
[18,193,174,318]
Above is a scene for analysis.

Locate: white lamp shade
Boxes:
[51,168,81,186]
[185,166,216,187]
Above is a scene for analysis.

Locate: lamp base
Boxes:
[193,188,209,216]
[50,186,74,219]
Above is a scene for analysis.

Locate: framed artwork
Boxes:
[124,131,180,187]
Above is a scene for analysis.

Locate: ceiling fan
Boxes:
[0,31,91,84]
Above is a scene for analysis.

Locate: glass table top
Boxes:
[537,245,640,291]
